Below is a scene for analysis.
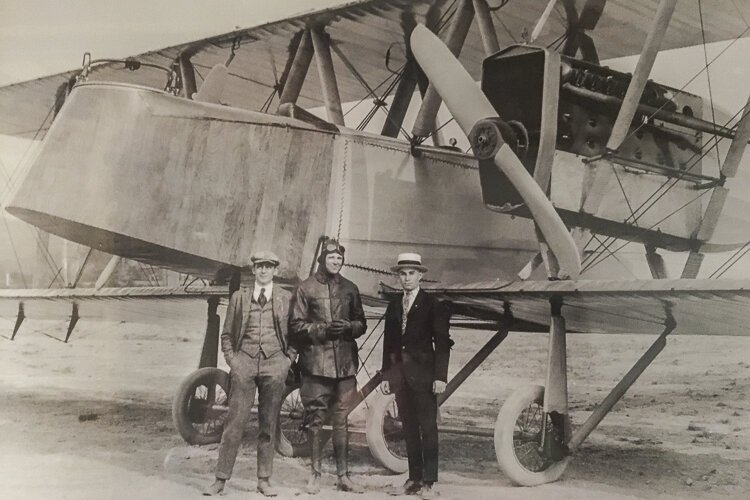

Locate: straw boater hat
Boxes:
[390,253,428,273]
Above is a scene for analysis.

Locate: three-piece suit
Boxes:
[215,283,295,481]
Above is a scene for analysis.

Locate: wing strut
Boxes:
[10,302,24,340]
[682,91,750,277]
[311,28,345,126]
[412,0,475,139]
[64,303,79,343]
[606,0,677,152]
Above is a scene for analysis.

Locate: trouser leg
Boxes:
[216,353,258,480]
[413,387,439,483]
[300,375,334,475]
[332,376,357,476]
[256,353,290,479]
[395,384,423,481]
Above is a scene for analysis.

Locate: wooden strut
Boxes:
[568,316,676,451]
[64,303,80,343]
[606,0,677,151]
[198,297,221,369]
[278,30,314,107]
[11,302,25,340]
[543,296,568,415]
[411,0,476,140]
[472,0,499,55]
[178,52,197,100]
[310,27,345,126]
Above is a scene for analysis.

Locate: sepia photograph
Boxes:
[1,1,750,498]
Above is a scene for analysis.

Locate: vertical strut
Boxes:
[412,0,475,139]
[278,30,313,107]
[11,302,24,340]
[198,297,221,369]
[311,28,345,125]
[543,296,568,415]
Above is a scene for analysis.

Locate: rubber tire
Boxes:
[276,383,332,457]
[494,384,571,486]
[172,367,230,445]
[366,390,409,473]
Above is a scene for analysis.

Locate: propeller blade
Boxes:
[193,64,228,104]
[410,24,581,278]
[410,25,493,133]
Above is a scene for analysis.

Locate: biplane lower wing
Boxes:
[418,279,750,336]
[0,286,228,337]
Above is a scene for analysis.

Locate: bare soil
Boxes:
[1,314,748,499]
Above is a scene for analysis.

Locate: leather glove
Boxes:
[380,380,391,395]
[325,322,344,339]
[331,319,353,335]
[433,380,447,395]
[327,319,352,339]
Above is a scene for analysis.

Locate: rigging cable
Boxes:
[698,0,723,173]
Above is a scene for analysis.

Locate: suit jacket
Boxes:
[220,284,295,363]
[381,289,452,391]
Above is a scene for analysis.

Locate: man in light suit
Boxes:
[204,251,296,497]
[380,253,452,499]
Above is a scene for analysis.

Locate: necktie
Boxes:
[401,292,411,333]
[402,292,411,313]
[258,288,267,307]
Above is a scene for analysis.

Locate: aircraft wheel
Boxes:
[276,383,331,457]
[495,384,571,486]
[172,367,230,445]
[366,390,409,473]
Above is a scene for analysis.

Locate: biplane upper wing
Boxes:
[415,278,750,335]
[2,0,749,138]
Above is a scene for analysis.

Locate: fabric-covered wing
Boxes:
[416,279,750,336]
[0,286,227,327]
[2,0,749,138]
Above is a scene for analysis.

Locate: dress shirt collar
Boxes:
[253,281,273,301]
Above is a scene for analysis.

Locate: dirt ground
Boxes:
[1,312,749,499]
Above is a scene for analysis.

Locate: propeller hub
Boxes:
[469,118,515,160]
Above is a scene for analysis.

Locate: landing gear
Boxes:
[171,367,230,445]
[365,390,408,473]
[494,384,571,486]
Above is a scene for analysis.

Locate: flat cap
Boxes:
[250,250,280,267]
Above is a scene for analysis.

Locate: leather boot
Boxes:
[305,430,322,495]
[202,478,225,496]
[334,428,364,493]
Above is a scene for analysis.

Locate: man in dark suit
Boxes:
[204,251,296,497]
[380,253,452,499]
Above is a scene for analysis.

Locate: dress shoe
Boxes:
[202,478,225,496]
[337,474,364,493]
[388,478,422,496]
[256,478,278,497]
[305,472,321,495]
[419,482,438,499]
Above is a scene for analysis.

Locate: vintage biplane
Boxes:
[3,0,750,487]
